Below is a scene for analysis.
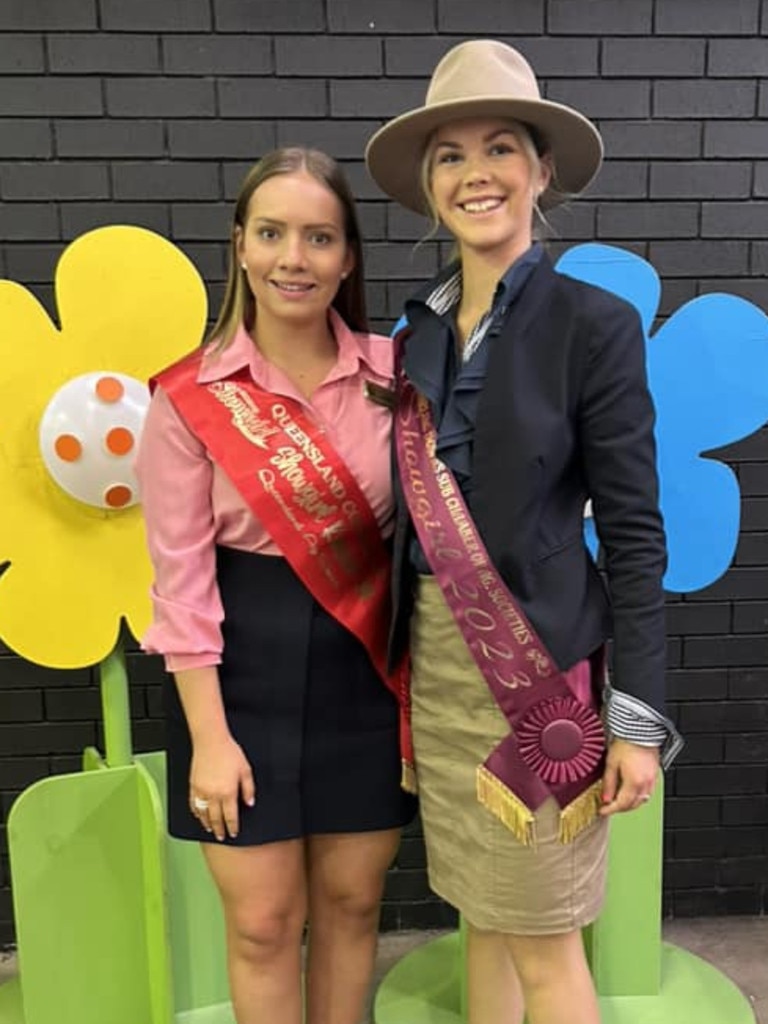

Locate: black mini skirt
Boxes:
[164,546,416,845]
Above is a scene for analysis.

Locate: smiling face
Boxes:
[427,117,551,268]
[235,169,354,333]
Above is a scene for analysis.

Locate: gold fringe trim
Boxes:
[401,760,418,795]
[476,766,536,847]
[558,780,603,844]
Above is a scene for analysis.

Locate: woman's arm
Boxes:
[136,387,254,838]
[579,295,667,711]
[136,386,225,670]
[578,294,673,812]
[174,666,255,841]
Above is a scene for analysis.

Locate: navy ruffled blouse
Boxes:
[402,243,543,572]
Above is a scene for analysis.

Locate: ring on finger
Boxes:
[193,796,210,812]
[639,793,652,802]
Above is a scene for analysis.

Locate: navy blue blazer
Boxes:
[390,253,668,716]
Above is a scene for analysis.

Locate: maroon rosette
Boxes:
[517,696,605,785]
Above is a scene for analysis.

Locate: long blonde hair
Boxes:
[207,147,369,350]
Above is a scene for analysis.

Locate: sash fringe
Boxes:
[401,760,418,795]
[477,769,603,846]
[476,765,536,847]
[558,780,603,843]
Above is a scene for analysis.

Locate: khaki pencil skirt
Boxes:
[410,576,609,935]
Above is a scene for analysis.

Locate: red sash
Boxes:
[395,369,605,843]
[154,350,415,792]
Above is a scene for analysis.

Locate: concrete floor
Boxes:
[0,916,765,1022]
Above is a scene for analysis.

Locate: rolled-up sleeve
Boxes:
[135,385,224,672]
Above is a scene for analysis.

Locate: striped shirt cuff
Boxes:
[604,684,684,770]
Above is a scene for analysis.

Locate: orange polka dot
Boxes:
[104,484,133,509]
[105,426,135,456]
[54,434,82,462]
[95,376,124,403]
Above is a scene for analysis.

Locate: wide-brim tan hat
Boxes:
[365,39,603,214]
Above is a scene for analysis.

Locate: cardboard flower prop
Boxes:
[0,226,207,668]
[557,243,768,593]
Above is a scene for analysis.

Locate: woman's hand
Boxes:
[189,732,256,841]
[599,738,659,816]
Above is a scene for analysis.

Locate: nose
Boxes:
[462,151,491,187]
[278,231,307,269]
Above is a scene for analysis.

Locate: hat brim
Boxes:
[365,96,603,214]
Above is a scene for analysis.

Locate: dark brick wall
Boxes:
[1,0,768,944]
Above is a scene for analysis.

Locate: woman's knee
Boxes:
[310,866,388,931]
[227,901,306,962]
[504,930,587,992]
[203,838,308,962]
[307,831,397,927]
[318,879,383,922]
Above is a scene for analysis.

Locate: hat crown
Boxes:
[425,40,541,108]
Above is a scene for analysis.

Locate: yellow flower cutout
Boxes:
[0,226,207,669]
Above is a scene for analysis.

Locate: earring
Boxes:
[240,263,247,271]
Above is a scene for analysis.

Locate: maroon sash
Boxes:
[154,350,415,791]
[395,373,605,843]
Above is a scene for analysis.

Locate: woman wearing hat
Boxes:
[366,40,681,1024]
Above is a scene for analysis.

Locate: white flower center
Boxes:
[39,372,150,510]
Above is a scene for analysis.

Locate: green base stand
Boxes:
[374,931,462,1024]
[174,1007,234,1024]
[374,783,755,1024]
[4,762,173,1024]
[0,980,23,1021]
[373,934,755,1024]
[0,749,233,1024]
[137,752,229,1017]
[0,646,236,1024]
[0,979,236,1024]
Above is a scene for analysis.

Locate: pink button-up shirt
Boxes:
[135,311,397,672]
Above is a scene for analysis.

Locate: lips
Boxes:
[270,280,315,293]
[459,197,504,213]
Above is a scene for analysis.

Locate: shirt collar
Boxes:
[495,241,543,308]
[409,242,544,322]
[196,308,389,385]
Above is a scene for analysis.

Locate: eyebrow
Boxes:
[434,128,519,150]
[252,216,339,230]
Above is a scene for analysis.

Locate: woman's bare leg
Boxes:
[203,839,307,1024]
[466,923,524,1024]
[502,930,599,1024]
[305,829,401,1024]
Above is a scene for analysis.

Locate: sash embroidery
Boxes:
[395,370,606,844]
[154,352,416,793]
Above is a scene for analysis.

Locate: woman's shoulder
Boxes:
[330,308,396,376]
[151,346,205,393]
[553,264,640,325]
[351,328,397,378]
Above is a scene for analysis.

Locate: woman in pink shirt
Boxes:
[136,147,416,1024]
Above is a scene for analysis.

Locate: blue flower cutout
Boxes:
[557,243,768,593]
